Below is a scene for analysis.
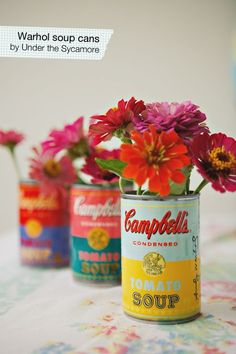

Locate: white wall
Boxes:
[0,0,236,233]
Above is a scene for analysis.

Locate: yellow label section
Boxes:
[122,256,200,321]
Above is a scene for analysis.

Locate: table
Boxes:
[0,217,236,354]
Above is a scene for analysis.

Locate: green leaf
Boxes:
[95,158,127,177]
[170,166,192,195]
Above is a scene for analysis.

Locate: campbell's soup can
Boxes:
[121,193,200,323]
[19,180,70,267]
[70,184,121,284]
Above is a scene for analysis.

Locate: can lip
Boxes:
[19,178,38,185]
[121,192,199,201]
[72,183,120,190]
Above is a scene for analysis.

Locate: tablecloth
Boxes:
[0,216,236,354]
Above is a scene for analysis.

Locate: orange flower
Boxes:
[120,126,190,196]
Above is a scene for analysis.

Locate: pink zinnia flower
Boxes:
[89,97,146,144]
[191,132,236,193]
[29,147,77,195]
[0,129,24,179]
[134,101,209,143]
[81,148,120,184]
[0,129,24,150]
[42,117,89,158]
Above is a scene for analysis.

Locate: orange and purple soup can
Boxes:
[19,180,70,267]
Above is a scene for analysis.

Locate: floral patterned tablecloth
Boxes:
[0,217,236,354]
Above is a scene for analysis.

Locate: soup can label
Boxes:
[19,182,70,266]
[70,185,121,282]
[121,195,200,322]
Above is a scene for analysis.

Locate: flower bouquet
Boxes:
[42,119,123,283]
[89,97,236,323]
[0,117,121,269]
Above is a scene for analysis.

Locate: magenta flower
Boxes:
[81,148,120,184]
[89,97,146,144]
[42,117,89,159]
[134,101,209,143]
[29,147,77,196]
[0,129,24,179]
[191,132,236,193]
[0,129,24,150]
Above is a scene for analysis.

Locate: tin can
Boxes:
[19,180,70,267]
[121,193,200,323]
[70,184,121,284]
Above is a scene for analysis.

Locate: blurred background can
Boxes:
[121,193,200,323]
[19,180,70,267]
[70,184,121,285]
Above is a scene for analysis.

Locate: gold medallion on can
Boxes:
[143,252,166,276]
[88,227,110,251]
[25,218,42,238]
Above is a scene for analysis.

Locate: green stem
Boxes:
[10,150,21,180]
[114,129,132,144]
[119,177,125,193]
[137,186,142,195]
[76,172,88,185]
[194,179,209,194]
[121,137,132,144]
[185,176,190,194]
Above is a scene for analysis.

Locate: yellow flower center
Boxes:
[112,107,118,112]
[208,147,236,171]
[43,159,61,178]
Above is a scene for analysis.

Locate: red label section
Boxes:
[70,188,121,238]
[19,183,68,226]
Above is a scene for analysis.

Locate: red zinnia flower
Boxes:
[89,97,146,145]
[0,129,24,150]
[81,148,120,184]
[120,126,190,196]
[29,147,77,196]
[191,132,236,193]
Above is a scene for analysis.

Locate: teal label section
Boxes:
[71,236,121,281]
[121,197,199,262]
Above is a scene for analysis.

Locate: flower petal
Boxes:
[171,170,186,184]
[149,174,161,193]
[159,183,170,196]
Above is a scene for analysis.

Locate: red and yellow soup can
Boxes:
[19,180,70,267]
[70,184,121,284]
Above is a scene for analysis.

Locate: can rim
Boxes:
[19,178,38,185]
[121,192,199,201]
[72,183,120,190]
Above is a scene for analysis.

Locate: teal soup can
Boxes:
[70,184,121,284]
